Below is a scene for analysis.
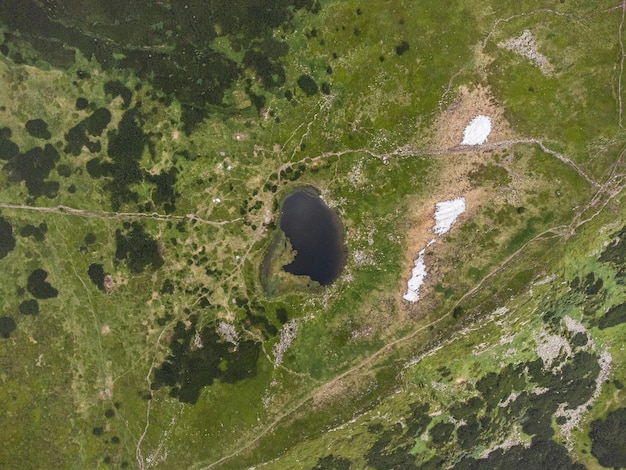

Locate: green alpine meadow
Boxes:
[0,0,625,468]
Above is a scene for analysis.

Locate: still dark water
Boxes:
[280,188,347,286]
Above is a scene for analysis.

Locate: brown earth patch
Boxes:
[401,157,486,262]
[433,84,513,150]
[397,84,517,312]
[311,371,375,409]
[399,154,506,313]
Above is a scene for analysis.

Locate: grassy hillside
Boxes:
[0,0,625,468]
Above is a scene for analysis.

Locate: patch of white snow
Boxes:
[461,115,492,145]
[403,249,427,302]
[433,198,466,235]
[403,200,465,303]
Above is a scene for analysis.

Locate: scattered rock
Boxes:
[498,29,552,74]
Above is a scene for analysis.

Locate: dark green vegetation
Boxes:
[0,0,624,469]
[296,315,604,469]
[0,0,321,130]
[87,263,106,291]
[4,143,60,198]
[25,118,51,140]
[26,269,58,299]
[589,407,626,468]
[115,222,164,273]
[597,302,626,330]
[151,315,261,404]
[313,454,352,470]
[20,223,47,242]
[0,216,15,259]
[65,107,111,156]
[456,440,585,470]
[297,74,320,96]
[18,299,39,316]
[0,316,16,338]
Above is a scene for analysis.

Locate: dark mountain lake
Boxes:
[279,188,347,286]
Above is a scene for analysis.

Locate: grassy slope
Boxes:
[0,0,624,468]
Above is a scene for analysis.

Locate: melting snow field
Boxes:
[433,198,466,235]
[403,249,427,302]
[403,198,466,302]
[461,115,491,145]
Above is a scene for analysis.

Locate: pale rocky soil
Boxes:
[499,29,553,74]
[217,321,240,348]
[534,328,572,367]
[273,319,299,366]
[432,85,513,150]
